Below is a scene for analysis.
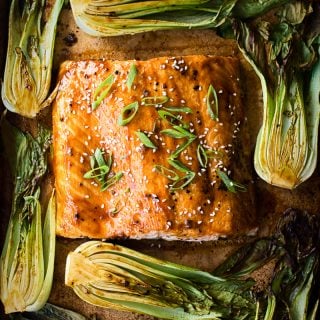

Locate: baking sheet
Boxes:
[1,4,320,320]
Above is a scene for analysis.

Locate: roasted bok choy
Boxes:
[65,242,259,319]
[8,303,88,320]
[0,120,55,313]
[65,209,320,320]
[69,0,290,37]
[1,0,64,118]
[236,1,320,189]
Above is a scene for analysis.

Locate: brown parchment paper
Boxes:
[1,5,320,320]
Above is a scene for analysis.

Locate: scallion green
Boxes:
[135,131,157,149]
[92,74,115,110]
[154,165,180,181]
[141,96,169,106]
[216,169,247,193]
[126,63,137,90]
[118,101,139,126]
[206,84,219,121]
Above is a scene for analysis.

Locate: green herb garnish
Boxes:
[171,138,195,159]
[161,125,195,140]
[118,101,139,126]
[158,110,188,128]
[206,84,219,121]
[84,148,122,191]
[163,106,193,114]
[101,172,124,191]
[92,74,115,110]
[154,165,179,181]
[168,159,191,173]
[141,96,169,106]
[126,63,137,90]
[197,145,224,168]
[216,169,247,193]
[158,110,180,122]
[170,172,196,190]
[135,131,157,149]
[197,144,208,168]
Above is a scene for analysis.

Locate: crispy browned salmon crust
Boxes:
[53,55,256,240]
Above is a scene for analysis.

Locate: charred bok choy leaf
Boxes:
[235,1,320,189]
[0,120,55,313]
[1,0,64,118]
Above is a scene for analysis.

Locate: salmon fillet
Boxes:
[53,55,257,240]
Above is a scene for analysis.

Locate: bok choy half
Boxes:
[0,120,55,313]
[235,1,320,189]
[1,0,64,118]
[65,209,320,319]
[69,0,290,37]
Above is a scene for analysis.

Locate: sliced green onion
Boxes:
[216,169,247,193]
[94,148,112,169]
[163,106,193,114]
[161,125,195,140]
[206,84,219,121]
[171,138,196,159]
[205,148,224,159]
[118,101,139,126]
[168,159,191,173]
[126,63,137,90]
[197,144,208,168]
[158,110,188,128]
[84,148,122,191]
[158,110,180,122]
[101,172,124,191]
[154,165,179,181]
[92,74,115,110]
[135,131,157,149]
[141,96,169,106]
[170,172,196,190]
[172,125,196,139]
[83,165,110,180]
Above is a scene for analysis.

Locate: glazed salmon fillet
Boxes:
[53,55,257,240]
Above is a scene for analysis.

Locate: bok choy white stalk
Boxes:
[235,1,320,189]
[1,0,64,118]
[0,120,55,313]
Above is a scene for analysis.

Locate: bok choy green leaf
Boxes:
[0,120,55,313]
[235,1,320,189]
[1,0,64,118]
